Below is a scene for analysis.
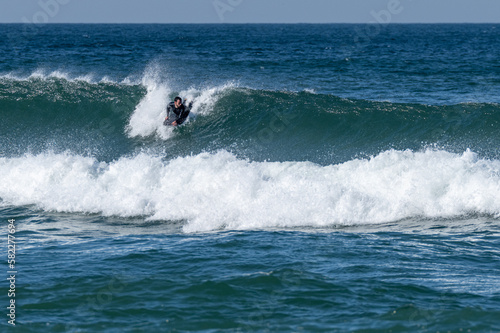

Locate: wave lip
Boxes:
[0,149,499,233]
[0,69,126,85]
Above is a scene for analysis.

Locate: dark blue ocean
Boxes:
[1,24,500,332]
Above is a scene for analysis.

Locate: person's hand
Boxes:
[165,116,169,120]
[171,121,177,126]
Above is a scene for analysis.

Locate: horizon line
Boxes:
[1,22,499,25]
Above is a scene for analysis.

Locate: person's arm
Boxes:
[163,104,172,125]
[166,103,172,119]
[176,102,192,125]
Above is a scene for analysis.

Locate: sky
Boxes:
[1,0,500,24]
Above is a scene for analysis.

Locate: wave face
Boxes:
[1,75,500,164]
[1,149,499,232]
[175,87,500,163]
[0,75,143,159]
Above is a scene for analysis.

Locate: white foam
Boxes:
[0,69,126,85]
[178,82,236,116]
[28,69,96,83]
[1,149,499,233]
[125,69,173,139]
[125,63,236,139]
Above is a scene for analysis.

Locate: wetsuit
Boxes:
[163,101,192,126]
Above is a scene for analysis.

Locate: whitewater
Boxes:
[1,148,498,233]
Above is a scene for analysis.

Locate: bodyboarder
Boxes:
[163,96,192,126]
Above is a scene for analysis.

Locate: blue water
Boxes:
[1,24,500,332]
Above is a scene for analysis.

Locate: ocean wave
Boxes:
[1,149,499,233]
[1,70,499,163]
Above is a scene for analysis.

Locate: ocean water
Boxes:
[1,24,500,332]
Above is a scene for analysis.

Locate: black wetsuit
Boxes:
[163,101,192,126]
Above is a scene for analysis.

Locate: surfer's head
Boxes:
[174,96,182,108]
